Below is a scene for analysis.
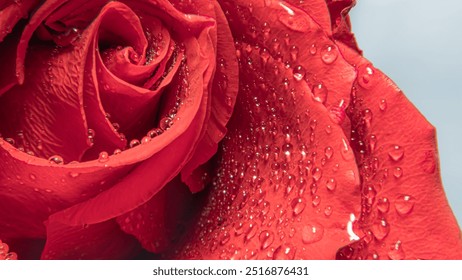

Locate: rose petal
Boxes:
[324,0,361,53]
[2,0,53,96]
[335,41,462,259]
[170,0,365,257]
[41,218,141,260]
[116,176,193,253]
[179,1,239,192]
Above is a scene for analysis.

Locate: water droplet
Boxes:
[309,43,317,55]
[278,2,310,32]
[311,83,328,104]
[260,47,270,65]
[291,197,306,216]
[48,155,64,165]
[363,109,373,128]
[312,167,322,181]
[357,64,376,89]
[379,99,387,111]
[98,151,109,163]
[324,146,333,159]
[371,219,390,240]
[394,195,415,216]
[388,240,405,260]
[320,44,338,64]
[129,139,141,148]
[259,230,274,249]
[219,230,230,245]
[273,244,296,260]
[292,65,306,81]
[87,128,95,146]
[324,206,333,216]
[302,223,324,244]
[369,134,377,152]
[245,223,259,242]
[377,197,390,213]
[311,195,321,207]
[340,138,354,161]
[393,167,403,179]
[388,145,404,161]
[326,178,336,191]
[69,172,80,178]
[289,45,299,61]
[29,174,36,181]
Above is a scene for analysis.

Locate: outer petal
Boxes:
[41,219,141,260]
[116,176,193,253]
[0,0,40,95]
[335,41,462,259]
[170,0,362,258]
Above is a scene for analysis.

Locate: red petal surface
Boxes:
[116,176,193,253]
[172,0,362,259]
[0,0,40,95]
[325,0,361,53]
[334,41,462,259]
[41,218,141,260]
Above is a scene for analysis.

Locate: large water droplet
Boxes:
[312,167,322,181]
[388,145,404,161]
[292,65,306,81]
[48,155,64,165]
[326,178,336,191]
[98,151,109,163]
[278,2,310,32]
[320,44,338,64]
[387,240,405,260]
[377,197,390,213]
[301,223,324,244]
[311,83,328,104]
[340,138,354,161]
[371,219,390,240]
[394,195,415,216]
[393,167,403,179]
[357,64,376,89]
[324,206,333,216]
[291,197,306,216]
[259,230,274,249]
[273,244,296,260]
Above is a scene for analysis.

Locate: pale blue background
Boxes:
[350,0,461,226]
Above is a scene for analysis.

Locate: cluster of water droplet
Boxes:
[0,240,17,260]
[334,72,415,259]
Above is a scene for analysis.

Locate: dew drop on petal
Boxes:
[371,219,390,240]
[311,195,321,207]
[291,197,306,216]
[129,139,141,148]
[357,64,376,89]
[394,195,415,216]
[388,240,405,260]
[301,223,324,244]
[379,99,387,111]
[311,83,328,104]
[326,178,336,191]
[48,155,64,165]
[324,206,333,216]
[388,145,404,161]
[98,151,109,163]
[273,244,296,260]
[292,65,306,81]
[320,44,338,64]
[309,43,317,55]
[393,167,403,179]
[277,2,310,32]
[377,197,390,214]
[259,230,274,249]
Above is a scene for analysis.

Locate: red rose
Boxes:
[1,0,461,260]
